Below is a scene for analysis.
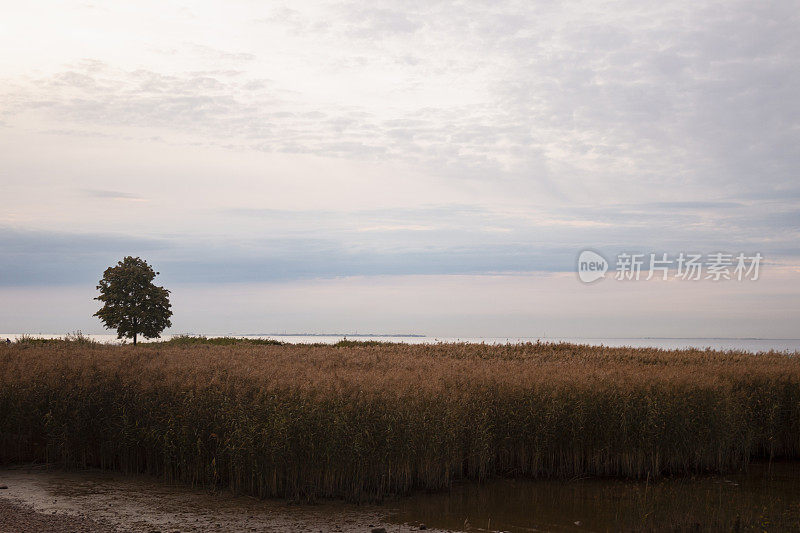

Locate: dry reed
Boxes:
[1,341,798,501]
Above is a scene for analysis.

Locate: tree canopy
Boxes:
[94,256,172,344]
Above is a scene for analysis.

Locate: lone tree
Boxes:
[94,256,172,345]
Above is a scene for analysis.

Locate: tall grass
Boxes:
[12,331,100,346]
[161,334,285,346]
[1,341,798,501]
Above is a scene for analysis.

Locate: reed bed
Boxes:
[1,341,798,501]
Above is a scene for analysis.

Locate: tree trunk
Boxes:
[133,331,137,345]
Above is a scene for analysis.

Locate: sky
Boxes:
[1,0,799,337]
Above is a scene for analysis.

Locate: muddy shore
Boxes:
[3,462,800,532]
[0,497,114,533]
[0,466,438,533]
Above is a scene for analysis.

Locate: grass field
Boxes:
[1,339,798,502]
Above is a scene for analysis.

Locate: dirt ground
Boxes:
[0,467,440,533]
[0,497,115,533]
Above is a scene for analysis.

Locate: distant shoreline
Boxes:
[3,333,800,354]
[245,333,426,337]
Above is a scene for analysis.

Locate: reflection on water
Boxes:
[1,463,799,532]
[388,462,800,532]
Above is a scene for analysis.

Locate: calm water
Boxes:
[2,463,798,532]
[388,462,800,531]
[3,333,800,353]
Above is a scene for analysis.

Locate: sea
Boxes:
[2,333,799,353]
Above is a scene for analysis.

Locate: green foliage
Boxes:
[333,338,402,347]
[12,331,99,346]
[94,256,172,344]
[163,335,285,346]
[63,331,99,345]
[12,334,56,346]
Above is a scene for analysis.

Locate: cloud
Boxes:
[187,44,256,62]
[84,189,146,201]
[0,223,579,286]
[356,225,434,232]
[0,226,168,285]
[339,6,422,37]
[2,0,796,212]
[2,193,797,287]
[1,1,798,304]
[643,201,745,210]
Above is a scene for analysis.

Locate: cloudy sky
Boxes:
[1,0,799,337]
